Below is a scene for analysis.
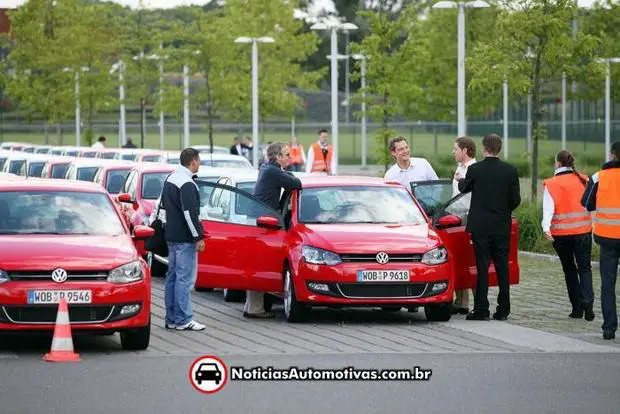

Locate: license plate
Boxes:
[356,270,410,282]
[27,290,92,304]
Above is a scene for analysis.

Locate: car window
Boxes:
[106,169,132,194]
[121,154,137,161]
[298,186,426,225]
[51,164,69,179]
[76,167,99,182]
[82,151,98,158]
[142,155,161,163]
[28,162,45,177]
[410,180,455,217]
[102,152,117,159]
[435,192,471,227]
[202,183,280,227]
[235,182,257,215]
[0,191,125,236]
[141,172,169,199]
[9,160,25,175]
[195,177,219,207]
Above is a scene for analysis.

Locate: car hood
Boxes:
[0,235,137,271]
[297,223,441,254]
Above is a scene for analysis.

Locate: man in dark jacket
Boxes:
[161,148,206,331]
[581,142,620,340]
[244,141,302,318]
[458,133,521,321]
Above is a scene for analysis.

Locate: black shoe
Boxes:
[492,312,508,321]
[603,331,615,340]
[451,305,469,315]
[569,311,583,319]
[243,311,275,319]
[466,312,489,321]
[584,305,595,321]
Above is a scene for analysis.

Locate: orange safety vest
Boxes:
[544,172,592,236]
[593,168,620,239]
[311,143,332,173]
[290,145,303,165]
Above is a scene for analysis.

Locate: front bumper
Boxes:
[0,280,150,331]
[293,261,454,305]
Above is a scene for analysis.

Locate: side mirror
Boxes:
[256,215,281,229]
[133,225,155,239]
[117,193,133,204]
[435,215,462,229]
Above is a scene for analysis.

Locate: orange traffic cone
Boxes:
[43,298,81,362]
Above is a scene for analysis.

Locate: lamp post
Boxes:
[63,66,90,147]
[562,71,567,150]
[311,21,358,175]
[235,36,275,168]
[503,79,509,159]
[141,45,168,150]
[352,54,367,168]
[110,61,126,147]
[432,1,490,137]
[598,58,620,161]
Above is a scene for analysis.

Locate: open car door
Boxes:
[411,180,519,290]
[196,182,287,292]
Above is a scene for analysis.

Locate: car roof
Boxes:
[202,153,251,161]
[218,169,259,184]
[196,166,252,179]
[298,175,402,188]
[99,161,136,170]
[68,158,115,168]
[132,163,177,173]
[0,178,107,193]
[45,156,74,164]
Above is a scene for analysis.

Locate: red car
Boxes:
[189,177,519,322]
[93,161,136,195]
[117,163,176,254]
[40,157,75,179]
[0,179,154,349]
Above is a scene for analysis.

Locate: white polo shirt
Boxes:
[452,158,476,197]
[384,157,438,189]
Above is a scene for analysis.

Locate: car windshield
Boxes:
[196,177,220,207]
[28,162,45,177]
[9,160,25,175]
[82,152,98,158]
[0,191,125,236]
[65,150,78,157]
[298,186,427,225]
[141,172,169,199]
[101,152,117,159]
[51,150,63,155]
[77,167,99,182]
[201,159,252,169]
[142,155,161,163]
[51,164,69,179]
[23,147,35,153]
[36,149,50,154]
[121,154,137,161]
[106,169,131,194]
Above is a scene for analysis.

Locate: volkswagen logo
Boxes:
[51,268,68,283]
[376,252,389,265]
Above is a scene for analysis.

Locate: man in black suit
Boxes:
[230,137,242,155]
[457,133,521,321]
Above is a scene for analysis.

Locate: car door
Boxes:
[196,182,287,292]
[412,181,519,290]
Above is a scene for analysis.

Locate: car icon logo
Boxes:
[189,355,228,394]
[51,268,68,283]
[376,252,389,264]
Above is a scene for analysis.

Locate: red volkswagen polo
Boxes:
[190,177,519,322]
[0,179,154,350]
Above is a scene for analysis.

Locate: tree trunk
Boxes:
[140,98,146,149]
[87,94,94,146]
[530,53,543,202]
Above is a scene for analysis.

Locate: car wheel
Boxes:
[381,306,402,312]
[120,318,151,350]
[223,288,246,302]
[147,252,168,278]
[283,268,308,323]
[424,303,452,322]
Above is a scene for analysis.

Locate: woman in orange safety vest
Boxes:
[542,150,594,321]
[287,137,306,172]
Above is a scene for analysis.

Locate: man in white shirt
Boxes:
[91,136,106,149]
[451,136,477,314]
[384,136,438,190]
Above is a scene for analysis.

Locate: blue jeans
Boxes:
[600,244,619,334]
[165,242,197,326]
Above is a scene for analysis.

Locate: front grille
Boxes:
[336,283,428,298]
[8,271,108,282]
[339,253,423,263]
[2,305,114,324]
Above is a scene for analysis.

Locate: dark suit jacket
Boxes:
[230,145,240,155]
[458,156,521,236]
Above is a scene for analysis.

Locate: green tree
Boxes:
[468,0,602,201]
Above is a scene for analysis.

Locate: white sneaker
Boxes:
[175,320,206,331]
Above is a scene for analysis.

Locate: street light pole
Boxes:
[503,79,508,159]
[75,71,80,147]
[353,54,367,168]
[599,58,620,161]
[562,71,567,150]
[183,64,190,149]
[433,1,490,137]
[159,44,165,150]
[235,36,275,169]
[344,30,350,126]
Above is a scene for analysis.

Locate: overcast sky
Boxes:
[0,0,602,11]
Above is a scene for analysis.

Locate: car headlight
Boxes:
[302,246,342,265]
[421,247,448,265]
[108,261,144,283]
[0,270,8,284]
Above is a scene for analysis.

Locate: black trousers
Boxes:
[472,233,511,317]
[599,243,619,334]
[551,233,594,313]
